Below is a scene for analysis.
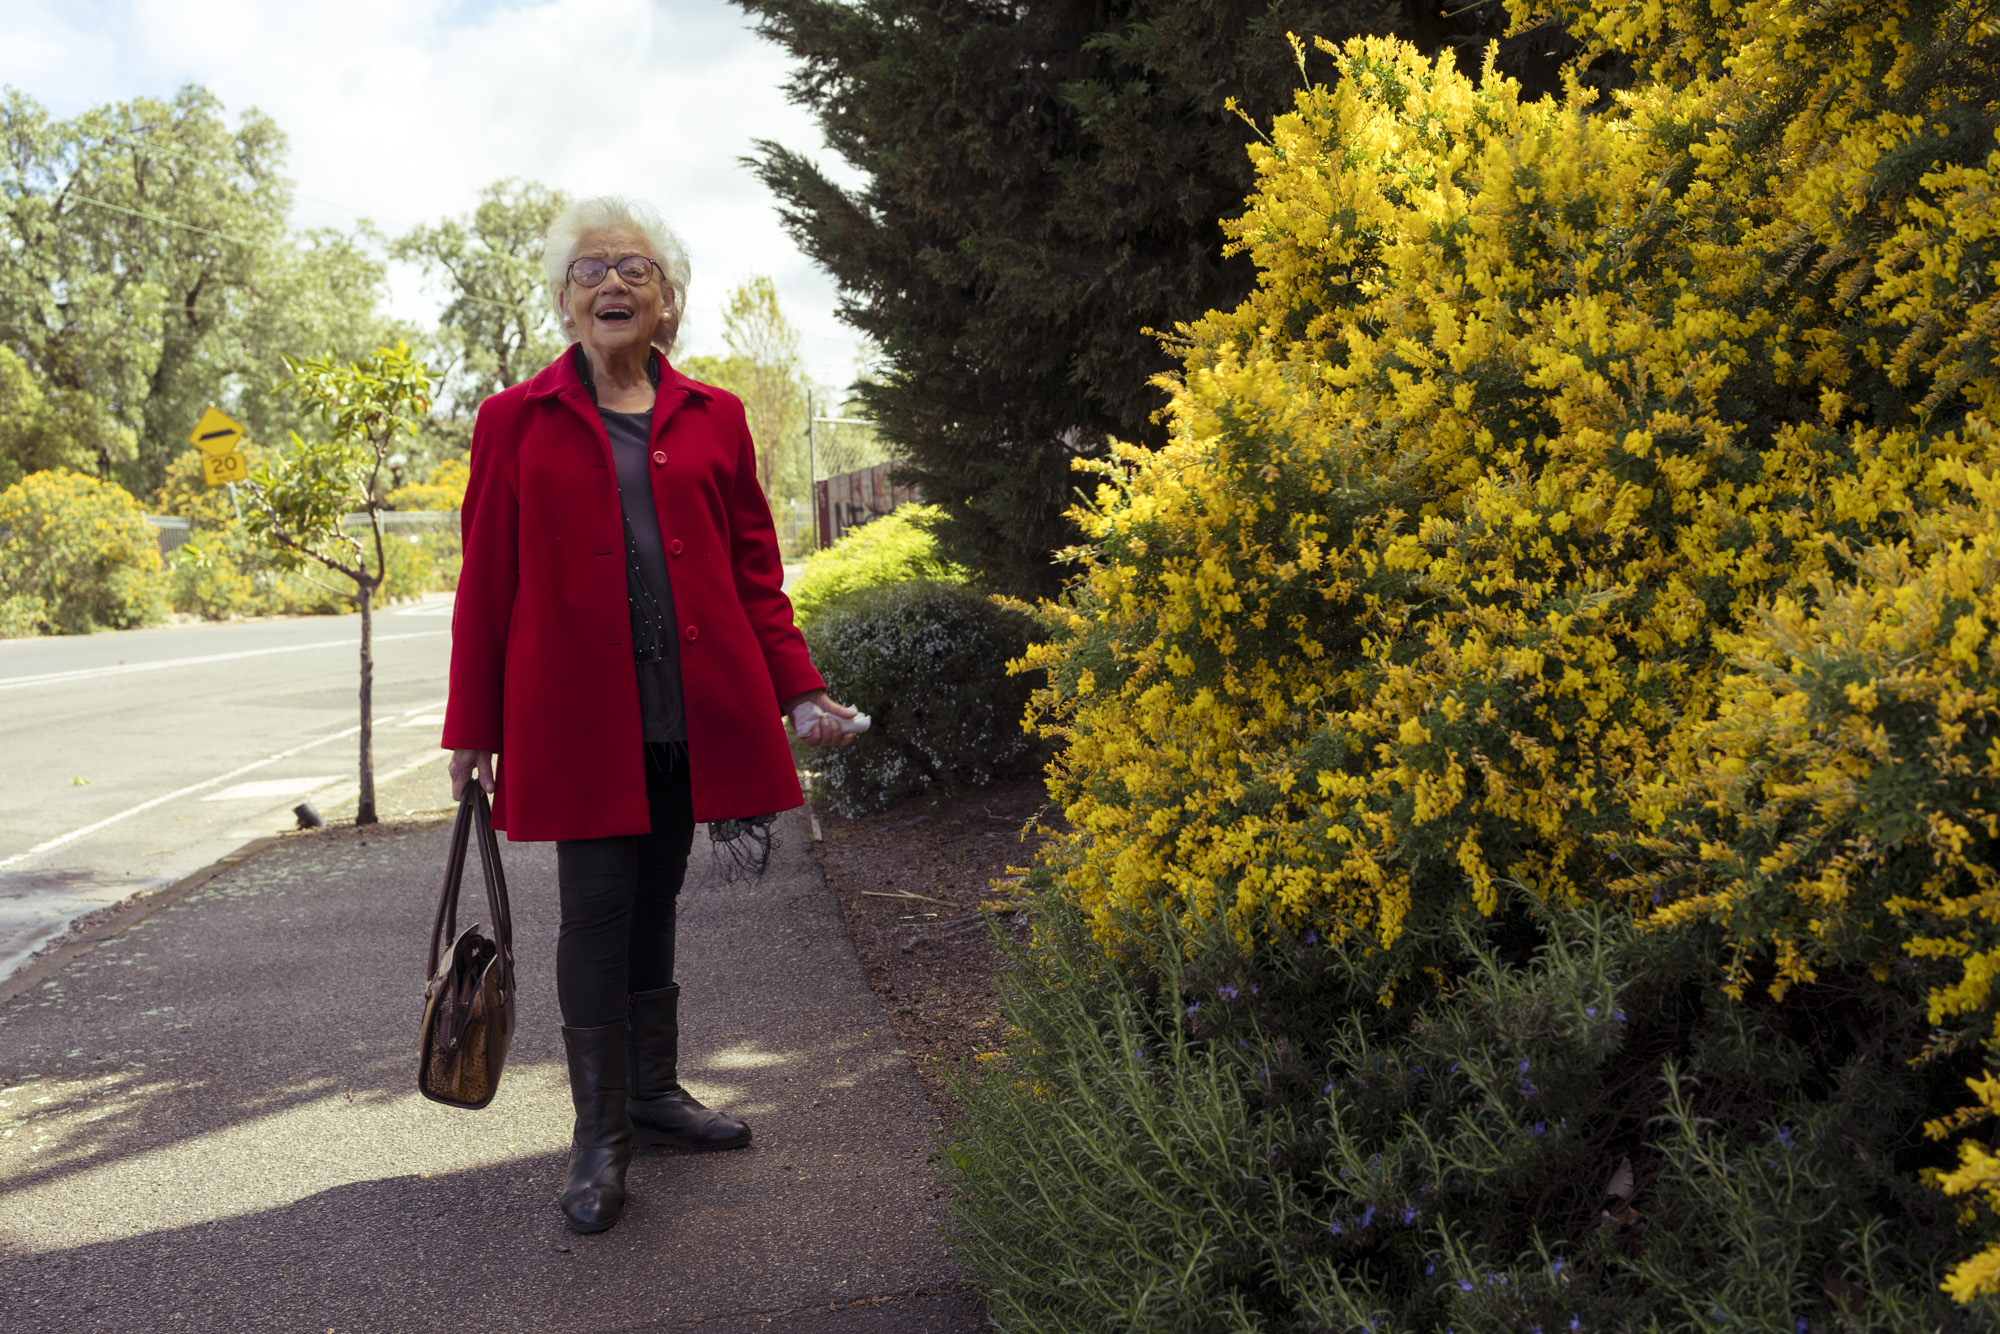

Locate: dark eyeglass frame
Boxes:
[566,254,665,289]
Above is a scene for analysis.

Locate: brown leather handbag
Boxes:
[418,786,516,1109]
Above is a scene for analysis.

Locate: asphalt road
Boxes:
[0,598,457,979]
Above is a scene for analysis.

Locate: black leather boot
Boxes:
[627,984,751,1150]
[560,1022,633,1233]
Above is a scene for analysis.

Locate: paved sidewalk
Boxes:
[0,795,980,1332]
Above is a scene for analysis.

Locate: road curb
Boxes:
[0,834,285,1008]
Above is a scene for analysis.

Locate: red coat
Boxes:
[441,351,823,840]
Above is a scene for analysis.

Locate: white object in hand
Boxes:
[792,700,871,737]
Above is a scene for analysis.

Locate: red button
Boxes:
[668,539,684,556]
[651,450,667,465]
[683,625,698,643]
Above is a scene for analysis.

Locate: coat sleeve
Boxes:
[441,400,519,752]
[724,399,825,707]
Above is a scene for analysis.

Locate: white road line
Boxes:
[0,725,362,872]
[0,630,448,693]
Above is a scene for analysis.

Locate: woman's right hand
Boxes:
[449,749,495,800]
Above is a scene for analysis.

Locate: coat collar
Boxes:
[521,345,712,405]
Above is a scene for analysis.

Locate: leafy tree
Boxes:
[392,179,569,414]
[0,85,397,491]
[721,275,809,505]
[736,0,1571,597]
[0,345,135,488]
[242,342,433,824]
[681,275,814,510]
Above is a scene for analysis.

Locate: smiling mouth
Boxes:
[597,304,634,323]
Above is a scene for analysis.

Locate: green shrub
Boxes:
[0,468,165,636]
[788,504,965,626]
[0,593,46,638]
[168,520,459,621]
[797,579,1038,815]
[948,886,1990,1331]
[167,523,345,619]
[378,526,460,602]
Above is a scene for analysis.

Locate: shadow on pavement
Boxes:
[0,811,977,1332]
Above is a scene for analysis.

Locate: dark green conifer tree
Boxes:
[736,0,1571,596]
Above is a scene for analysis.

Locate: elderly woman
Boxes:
[442,196,854,1235]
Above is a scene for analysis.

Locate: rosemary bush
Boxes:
[948,887,1990,1331]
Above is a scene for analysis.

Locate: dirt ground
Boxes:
[810,772,1059,1125]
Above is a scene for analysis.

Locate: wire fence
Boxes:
[140,509,458,559]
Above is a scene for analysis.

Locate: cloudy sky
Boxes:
[0,0,866,388]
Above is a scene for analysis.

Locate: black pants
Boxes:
[554,744,695,1028]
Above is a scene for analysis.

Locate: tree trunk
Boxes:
[357,581,377,826]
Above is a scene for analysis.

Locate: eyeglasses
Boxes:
[566,255,664,288]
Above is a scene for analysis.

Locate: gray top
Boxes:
[600,407,686,743]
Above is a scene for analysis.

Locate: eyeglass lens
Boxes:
[571,256,657,288]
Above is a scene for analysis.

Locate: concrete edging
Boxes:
[0,835,284,1008]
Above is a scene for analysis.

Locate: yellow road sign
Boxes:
[188,406,246,455]
[201,450,249,486]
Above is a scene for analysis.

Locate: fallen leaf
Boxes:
[1604,1155,1636,1203]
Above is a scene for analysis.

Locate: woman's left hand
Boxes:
[784,690,859,748]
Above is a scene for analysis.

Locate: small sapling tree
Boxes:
[243,341,433,825]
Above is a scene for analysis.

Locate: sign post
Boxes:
[189,406,249,519]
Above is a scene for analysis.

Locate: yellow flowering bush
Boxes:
[1021,0,2000,1298]
[386,451,468,512]
[0,468,165,635]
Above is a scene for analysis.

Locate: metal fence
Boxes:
[139,511,456,560]
[813,462,919,549]
[142,514,193,558]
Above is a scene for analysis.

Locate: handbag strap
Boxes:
[427,788,478,979]
[469,787,515,990]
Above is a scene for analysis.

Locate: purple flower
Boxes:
[1519,1058,1532,1073]
[1358,1204,1376,1228]
[1250,983,1260,996]
[1425,1261,1436,1276]
[1458,1279,1474,1293]
[1584,1006,1599,1019]
[1328,1220,1343,1235]
[1774,1125,1795,1149]
[1401,1205,1417,1225]
[1531,1121,1547,1136]
[1551,1256,1565,1276]
[1615,1010,1628,1022]
[1187,1001,1201,1017]
[1218,984,1238,1000]
[1306,930,1319,945]
[1570,1317,1581,1332]
[1131,1049,1144,1059]
[1323,1081,1334,1095]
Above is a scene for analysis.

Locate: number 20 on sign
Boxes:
[201,451,248,486]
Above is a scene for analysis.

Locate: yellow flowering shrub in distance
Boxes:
[1021,0,2000,1296]
[387,451,468,512]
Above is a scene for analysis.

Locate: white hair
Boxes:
[543,196,692,355]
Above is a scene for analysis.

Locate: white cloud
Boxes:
[0,0,865,389]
